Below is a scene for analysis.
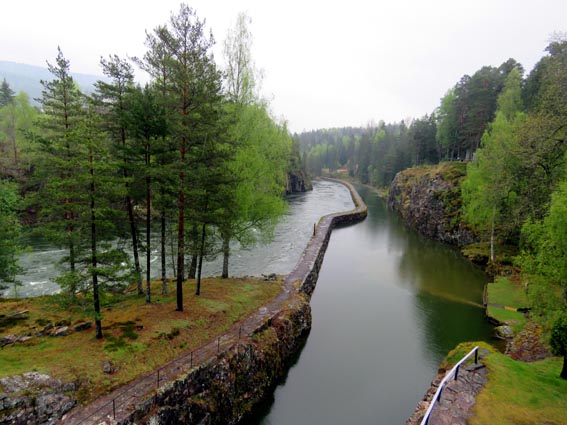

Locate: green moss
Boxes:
[440,341,497,370]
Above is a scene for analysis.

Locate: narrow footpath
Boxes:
[406,361,488,425]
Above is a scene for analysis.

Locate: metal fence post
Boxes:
[474,347,478,364]
[190,351,193,368]
[218,336,220,353]
[157,369,160,388]
[112,399,116,419]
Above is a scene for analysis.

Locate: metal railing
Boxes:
[71,328,246,425]
[420,346,479,425]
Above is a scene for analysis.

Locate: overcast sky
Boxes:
[2,0,566,132]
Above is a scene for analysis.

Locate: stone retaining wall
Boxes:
[67,179,367,425]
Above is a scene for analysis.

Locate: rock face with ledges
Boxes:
[0,372,77,424]
[387,163,478,247]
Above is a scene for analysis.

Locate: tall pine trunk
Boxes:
[127,195,143,295]
[145,146,151,303]
[89,152,102,339]
[176,87,188,311]
[188,224,198,279]
[222,233,230,279]
[196,223,207,296]
[161,208,167,295]
[176,179,185,310]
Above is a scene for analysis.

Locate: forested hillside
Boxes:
[0,60,102,106]
[0,7,296,339]
[296,37,567,373]
[296,57,523,186]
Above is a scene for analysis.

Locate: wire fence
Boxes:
[71,325,249,425]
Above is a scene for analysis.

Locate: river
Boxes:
[6,180,354,298]
[243,183,495,425]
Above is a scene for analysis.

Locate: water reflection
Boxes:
[245,184,495,425]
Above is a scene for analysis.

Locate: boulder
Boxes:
[52,326,69,337]
[102,360,119,375]
[494,325,514,339]
[0,334,18,347]
[72,321,92,332]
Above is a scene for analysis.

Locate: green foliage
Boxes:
[462,69,527,247]
[550,315,567,357]
[0,90,38,177]
[0,179,23,295]
[0,78,15,107]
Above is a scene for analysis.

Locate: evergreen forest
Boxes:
[0,6,299,338]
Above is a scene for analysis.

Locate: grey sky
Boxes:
[2,0,566,132]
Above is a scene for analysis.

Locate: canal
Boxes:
[9,180,495,424]
[243,183,495,425]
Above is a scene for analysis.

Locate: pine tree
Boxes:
[34,47,86,277]
[0,79,15,107]
[96,55,145,296]
[0,179,22,296]
[138,4,223,311]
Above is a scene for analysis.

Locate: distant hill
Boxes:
[0,60,104,105]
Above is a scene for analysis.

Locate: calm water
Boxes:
[243,184,495,425]
[7,180,353,297]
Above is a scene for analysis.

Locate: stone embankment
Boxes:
[60,180,366,425]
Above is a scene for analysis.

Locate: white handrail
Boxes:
[419,346,479,425]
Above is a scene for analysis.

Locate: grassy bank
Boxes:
[487,276,529,333]
[472,352,567,424]
[0,277,281,403]
[442,342,567,425]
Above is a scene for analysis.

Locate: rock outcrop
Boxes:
[0,372,77,425]
[286,170,312,194]
[387,163,477,246]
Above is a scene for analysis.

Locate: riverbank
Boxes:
[0,277,282,423]
[55,179,366,424]
[383,163,566,424]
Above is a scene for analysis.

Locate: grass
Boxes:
[440,342,567,424]
[487,276,530,333]
[471,351,567,425]
[487,306,527,333]
[488,276,529,308]
[0,277,281,403]
[440,341,497,370]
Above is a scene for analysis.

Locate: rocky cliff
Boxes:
[286,170,312,194]
[387,162,477,247]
